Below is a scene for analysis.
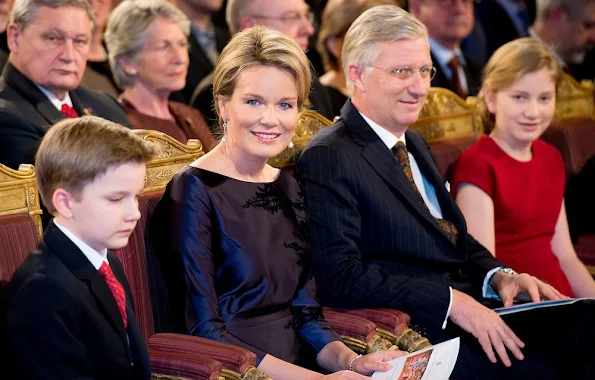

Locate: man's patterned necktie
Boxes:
[392,141,458,244]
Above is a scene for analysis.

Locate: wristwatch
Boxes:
[489,267,518,286]
[497,267,518,276]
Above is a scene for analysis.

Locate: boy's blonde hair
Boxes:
[35,116,156,215]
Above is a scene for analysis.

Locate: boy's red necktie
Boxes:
[98,262,128,329]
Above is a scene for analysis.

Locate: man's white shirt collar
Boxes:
[53,219,109,270]
[359,112,404,149]
[36,85,73,111]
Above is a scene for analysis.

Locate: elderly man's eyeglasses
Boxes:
[251,11,315,26]
[367,65,437,81]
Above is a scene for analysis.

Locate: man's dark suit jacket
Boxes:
[296,100,504,340]
[3,221,150,379]
[0,63,130,170]
[170,26,230,104]
[430,51,482,97]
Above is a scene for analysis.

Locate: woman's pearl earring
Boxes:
[221,118,227,142]
[287,141,294,149]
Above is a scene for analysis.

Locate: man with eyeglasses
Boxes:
[530,0,595,81]
[298,5,595,379]
[190,0,336,127]
[410,0,482,98]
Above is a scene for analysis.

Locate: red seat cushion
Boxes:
[113,190,164,342]
[429,136,478,182]
[575,234,595,266]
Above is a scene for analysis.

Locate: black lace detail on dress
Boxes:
[243,182,312,272]
[284,308,332,331]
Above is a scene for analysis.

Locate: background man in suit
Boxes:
[0,0,130,170]
[297,5,595,379]
[173,0,229,103]
[190,0,336,127]
[530,0,595,81]
[4,116,154,379]
[410,0,482,97]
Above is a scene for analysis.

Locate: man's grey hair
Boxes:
[342,5,428,92]
[536,0,595,20]
[10,0,95,31]
[226,0,258,36]
[104,0,190,89]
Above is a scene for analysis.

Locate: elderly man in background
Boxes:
[297,5,595,379]
[530,0,595,81]
[0,0,129,170]
[190,0,336,127]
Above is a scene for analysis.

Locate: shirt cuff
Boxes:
[441,286,453,329]
[483,266,504,300]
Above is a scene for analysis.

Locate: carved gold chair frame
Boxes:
[268,109,334,167]
[554,74,595,121]
[133,130,206,193]
[0,163,43,238]
[410,87,484,142]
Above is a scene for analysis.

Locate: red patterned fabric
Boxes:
[541,119,595,178]
[113,190,163,341]
[60,104,79,118]
[99,262,128,328]
[148,348,222,380]
[575,235,595,266]
[0,213,39,287]
[322,308,376,343]
[336,308,411,335]
[428,136,477,182]
[148,333,257,375]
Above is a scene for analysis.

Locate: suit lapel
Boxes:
[43,221,128,345]
[405,132,465,233]
[343,101,456,240]
[2,63,64,128]
[70,90,88,117]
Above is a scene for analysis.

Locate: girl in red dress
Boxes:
[451,38,595,298]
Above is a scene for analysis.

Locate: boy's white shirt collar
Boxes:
[53,219,109,270]
[36,85,74,111]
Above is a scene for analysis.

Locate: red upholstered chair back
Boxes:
[0,164,43,360]
[112,131,205,342]
[429,136,478,182]
[540,119,595,179]
[112,190,166,342]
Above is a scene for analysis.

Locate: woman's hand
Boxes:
[319,370,377,379]
[351,349,407,375]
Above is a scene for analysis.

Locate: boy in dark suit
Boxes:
[4,116,155,379]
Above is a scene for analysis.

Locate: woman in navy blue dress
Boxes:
[152,26,405,379]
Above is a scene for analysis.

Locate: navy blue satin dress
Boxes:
[152,166,340,365]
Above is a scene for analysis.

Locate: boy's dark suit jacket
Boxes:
[0,63,131,170]
[430,51,482,97]
[4,221,150,380]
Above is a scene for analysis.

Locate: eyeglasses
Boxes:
[366,65,437,81]
[251,11,315,26]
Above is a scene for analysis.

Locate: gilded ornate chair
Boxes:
[409,87,483,182]
[540,74,595,274]
[269,109,334,168]
[0,163,42,318]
